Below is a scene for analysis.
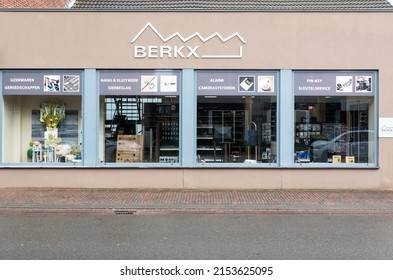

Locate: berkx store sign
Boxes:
[131,22,246,59]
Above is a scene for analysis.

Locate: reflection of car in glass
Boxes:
[309,130,374,163]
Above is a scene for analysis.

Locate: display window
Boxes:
[294,72,376,164]
[2,71,83,164]
[196,71,278,164]
[99,70,180,164]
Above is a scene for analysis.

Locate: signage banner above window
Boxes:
[2,71,83,96]
[99,70,180,96]
[196,71,278,96]
[294,71,376,96]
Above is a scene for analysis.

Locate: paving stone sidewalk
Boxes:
[1,188,393,214]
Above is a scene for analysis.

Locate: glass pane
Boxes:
[100,96,179,163]
[294,96,375,164]
[197,96,277,164]
[3,96,82,163]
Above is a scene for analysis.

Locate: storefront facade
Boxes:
[1,10,393,189]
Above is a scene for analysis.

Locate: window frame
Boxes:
[194,70,280,168]
[97,69,183,167]
[0,69,84,166]
[0,69,378,169]
[292,70,378,168]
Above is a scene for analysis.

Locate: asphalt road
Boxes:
[1,213,393,260]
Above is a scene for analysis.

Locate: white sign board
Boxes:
[379,118,393,137]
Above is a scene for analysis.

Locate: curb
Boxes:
[2,205,393,215]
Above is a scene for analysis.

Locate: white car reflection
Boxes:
[309,130,374,163]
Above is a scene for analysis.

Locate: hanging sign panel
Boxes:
[196,71,278,96]
[2,71,83,95]
[99,70,180,96]
[294,71,375,96]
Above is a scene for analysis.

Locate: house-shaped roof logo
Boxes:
[131,22,246,59]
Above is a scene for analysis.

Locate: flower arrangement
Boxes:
[56,144,81,162]
[45,133,62,147]
[39,103,66,130]
[56,144,72,157]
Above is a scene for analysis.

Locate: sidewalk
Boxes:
[1,188,393,214]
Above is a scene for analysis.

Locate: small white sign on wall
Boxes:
[379,118,393,137]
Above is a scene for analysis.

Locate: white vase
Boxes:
[44,128,58,139]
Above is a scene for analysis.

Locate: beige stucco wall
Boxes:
[1,11,393,190]
[0,168,382,189]
[1,11,392,70]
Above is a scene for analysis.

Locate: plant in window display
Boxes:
[27,141,42,161]
[55,144,81,162]
[70,144,81,159]
[39,102,66,130]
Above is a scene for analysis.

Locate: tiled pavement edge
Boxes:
[1,188,393,214]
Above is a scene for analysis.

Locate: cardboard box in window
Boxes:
[116,135,144,163]
[332,155,341,163]
[345,156,355,163]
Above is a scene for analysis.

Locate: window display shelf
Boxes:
[160,147,179,151]
[197,147,223,151]
[197,109,246,163]
[203,159,223,163]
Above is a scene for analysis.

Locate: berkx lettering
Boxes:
[131,23,246,59]
[134,46,200,58]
